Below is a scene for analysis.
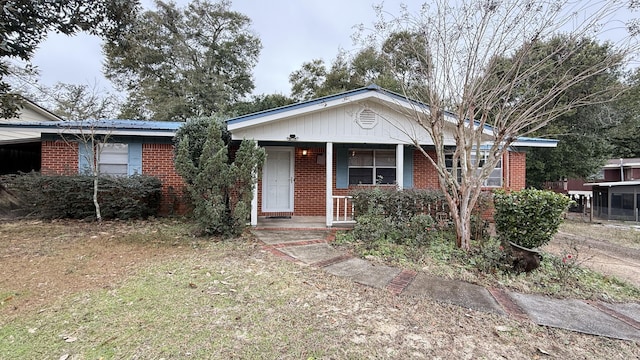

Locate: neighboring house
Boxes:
[0,120,185,214]
[1,85,558,223]
[0,96,63,174]
[584,158,640,222]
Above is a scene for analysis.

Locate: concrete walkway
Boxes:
[253,227,640,342]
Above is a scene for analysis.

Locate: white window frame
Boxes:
[348,148,396,185]
[446,150,502,187]
[98,143,129,176]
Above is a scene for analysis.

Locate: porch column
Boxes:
[396,144,404,190]
[326,142,333,227]
[250,176,258,226]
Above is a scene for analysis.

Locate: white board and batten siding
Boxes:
[230,100,449,145]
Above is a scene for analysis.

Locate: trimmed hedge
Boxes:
[351,187,448,223]
[493,189,571,249]
[1,173,162,220]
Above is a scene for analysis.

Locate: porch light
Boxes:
[302,149,308,156]
[288,134,297,141]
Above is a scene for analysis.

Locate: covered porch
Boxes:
[249,142,410,227]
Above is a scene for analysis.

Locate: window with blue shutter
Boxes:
[78,141,143,176]
[403,146,413,188]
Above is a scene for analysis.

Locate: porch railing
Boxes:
[332,195,355,224]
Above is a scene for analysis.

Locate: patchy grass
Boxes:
[560,219,640,249]
[1,219,639,358]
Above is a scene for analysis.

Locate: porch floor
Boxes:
[256,216,354,230]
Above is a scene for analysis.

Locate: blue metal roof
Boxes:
[0,119,184,132]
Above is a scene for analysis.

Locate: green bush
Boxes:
[350,188,463,246]
[351,188,448,222]
[174,117,265,237]
[2,172,162,220]
[493,189,571,249]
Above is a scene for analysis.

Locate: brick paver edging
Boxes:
[387,270,418,296]
[271,239,327,248]
[586,300,640,330]
[261,245,300,263]
[487,287,530,322]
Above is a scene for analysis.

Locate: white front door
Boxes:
[262,147,294,212]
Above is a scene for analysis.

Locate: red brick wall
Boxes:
[293,147,326,216]
[508,151,526,190]
[413,150,440,189]
[41,140,79,175]
[254,146,529,218]
[142,143,187,215]
[40,140,187,216]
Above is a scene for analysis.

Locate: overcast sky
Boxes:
[30,0,423,97]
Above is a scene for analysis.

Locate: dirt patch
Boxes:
[544,232,640,288]
[0,220,195,319]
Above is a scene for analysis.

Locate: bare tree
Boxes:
[58,120,116,222]
[360,0,639,250]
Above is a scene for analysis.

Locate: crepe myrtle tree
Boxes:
[360,0,639,250]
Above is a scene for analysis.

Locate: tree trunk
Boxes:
[93,173,101,222]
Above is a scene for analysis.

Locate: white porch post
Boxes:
[250,148,259,226]
[396,144,404,190]
[250,177,258,226]
[326,142,333,227]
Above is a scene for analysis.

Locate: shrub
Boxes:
[174,117,265,237]
[2,172,162,220]
[493,189,571,249]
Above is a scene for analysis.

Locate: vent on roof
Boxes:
[356,108,378,129]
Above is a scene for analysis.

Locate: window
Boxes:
[445,151,502,187]
[98,143,128,176]
[348,149,396,185]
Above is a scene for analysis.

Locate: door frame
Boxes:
[262,146,295,213]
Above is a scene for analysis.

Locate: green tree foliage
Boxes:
[174,117,265,236]
[609,68,640,158]
[228,93,295,116]
[288,31,428,101]
[493,189,571,249]
[500,37,624,187]
[0,0,139,118]
[104,0,261,121]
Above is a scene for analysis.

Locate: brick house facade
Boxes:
[228,85,555,226]
[2,86,553,224]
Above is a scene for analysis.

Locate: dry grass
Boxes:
[559,218,640,249]
[1,219,639,359]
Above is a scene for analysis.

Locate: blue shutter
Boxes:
[336,146,348,189]
[403,146,414,189]
[78,142,92,174]
[128,142,143,175]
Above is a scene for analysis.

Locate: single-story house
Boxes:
[0,120,185,214]
[0,85,557,224]
[226,85,556,226]
[0,96,63,174]
[584,158,640,222]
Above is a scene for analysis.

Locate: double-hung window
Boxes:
[98,143,129,176]
[79,141,142,176]
[348,149,396,185]
[445,151,502,187]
